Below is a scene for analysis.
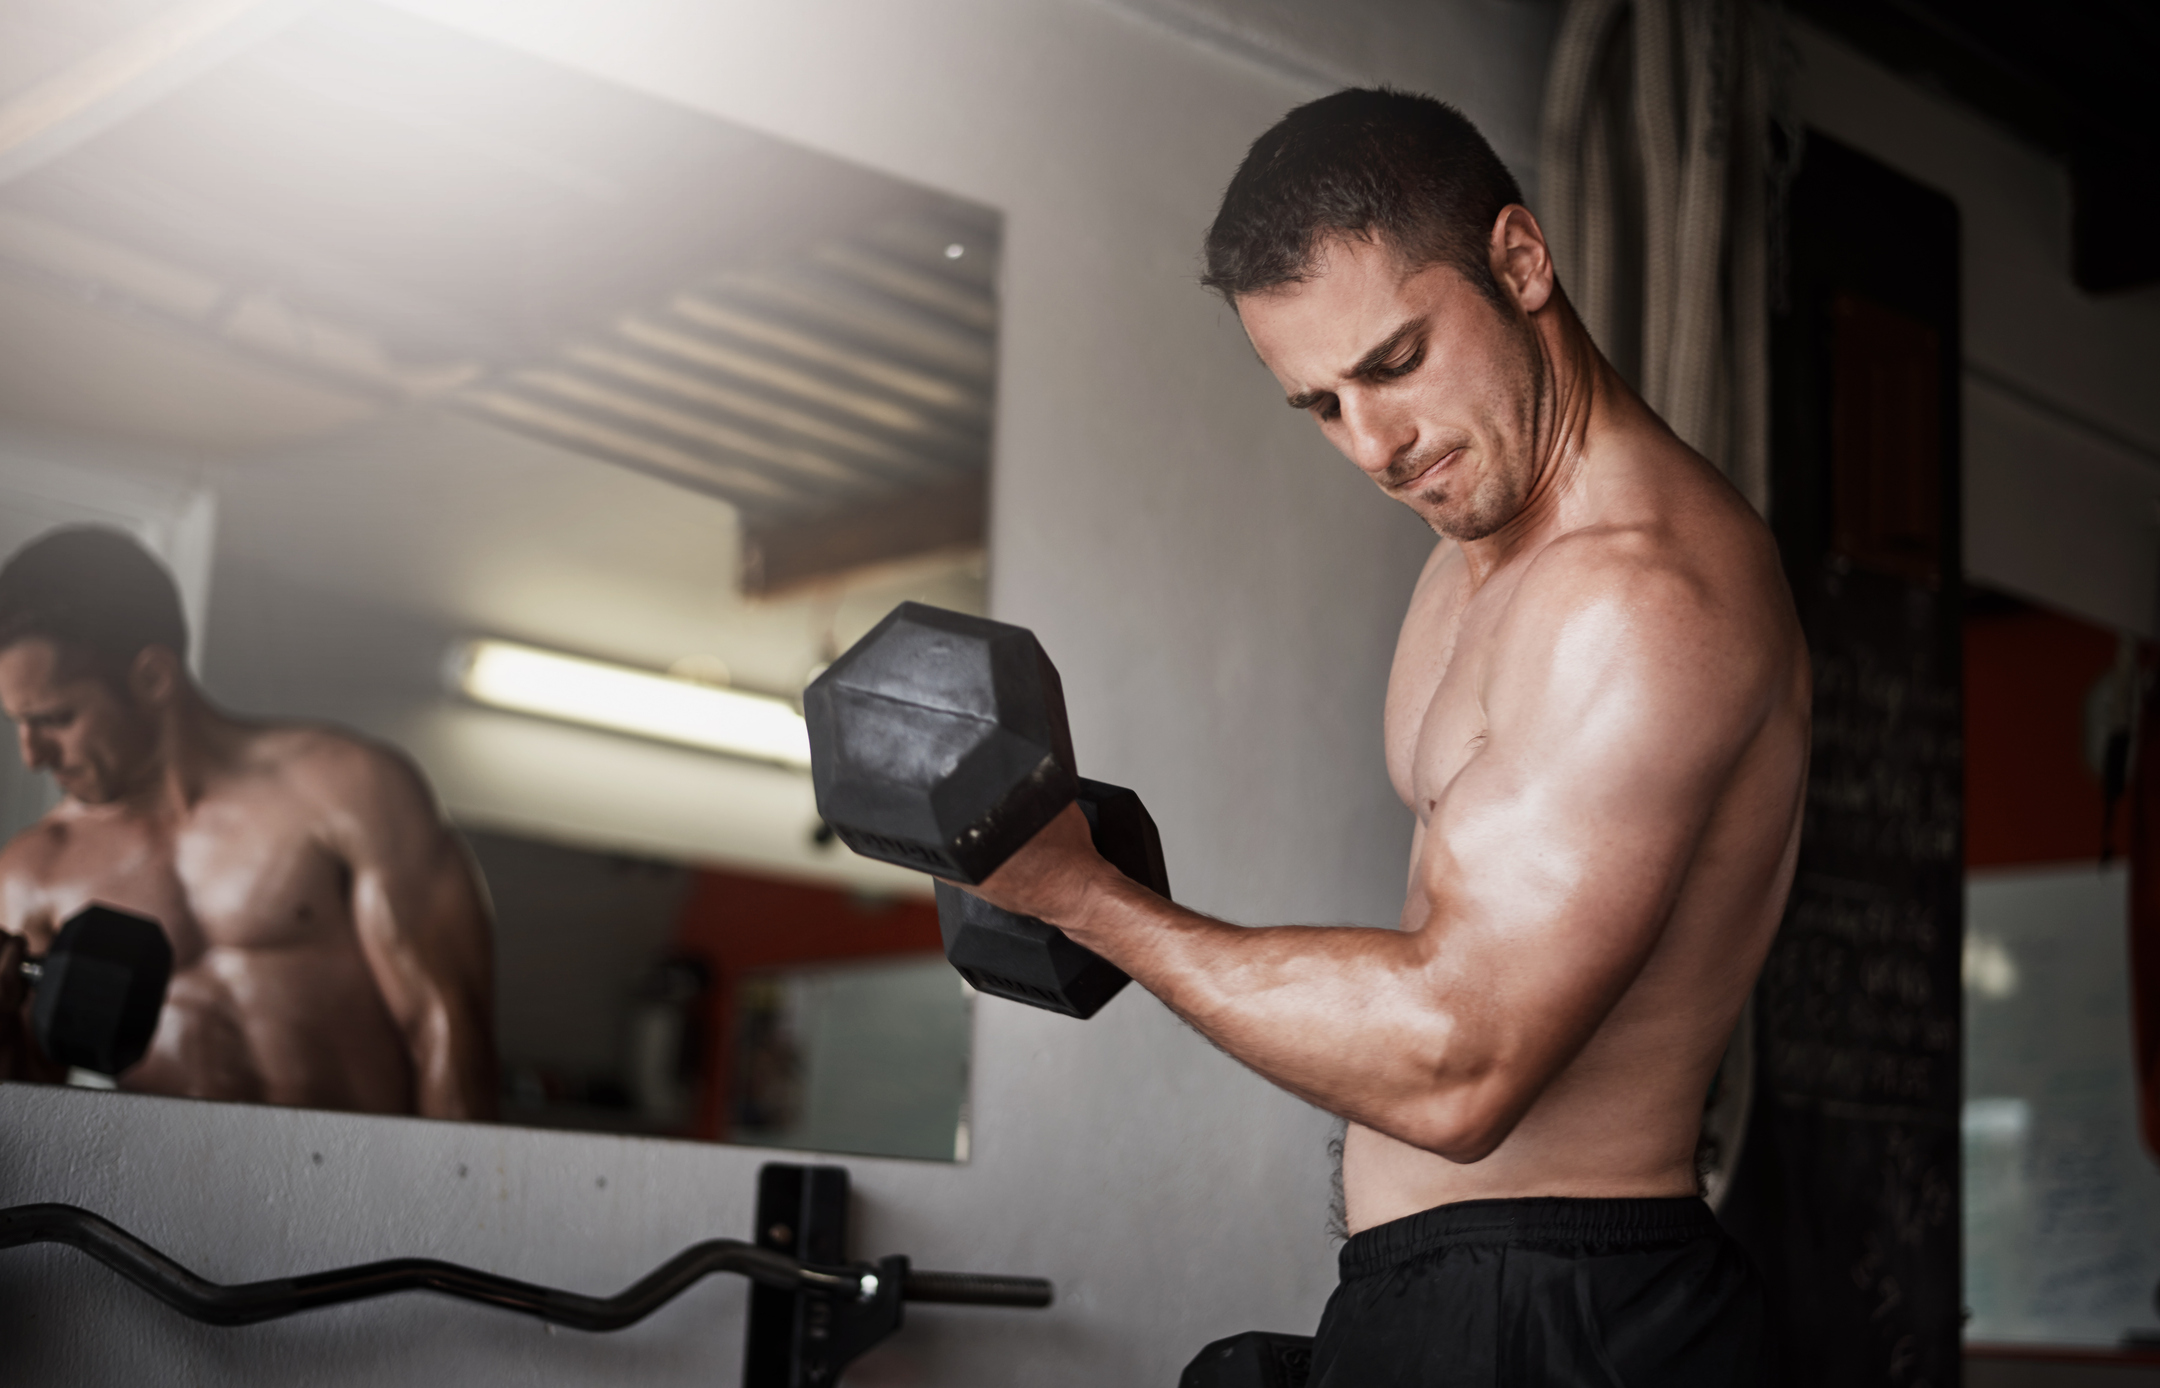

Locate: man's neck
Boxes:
[108,689,245,817]
[1456,303,1631,586]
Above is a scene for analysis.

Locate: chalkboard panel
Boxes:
[1726,562,1964,1385]
[1721,132,1965,1388]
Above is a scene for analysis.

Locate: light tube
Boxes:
[455,638,811,769]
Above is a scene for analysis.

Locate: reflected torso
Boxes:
[1348,434,1809,1235]
[1,727,414,1112]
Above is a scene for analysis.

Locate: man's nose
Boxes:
[20,729,52,770]
[1336,391,1415,479]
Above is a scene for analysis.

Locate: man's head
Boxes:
[0,527,190,804]
[1204,88,1563,541]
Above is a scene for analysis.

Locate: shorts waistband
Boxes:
[1338,1196,1722,1280]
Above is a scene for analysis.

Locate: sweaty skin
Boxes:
[0,639,497,1119]
[960,207,1809,1234]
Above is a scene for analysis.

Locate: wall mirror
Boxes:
[0,0,995,1162]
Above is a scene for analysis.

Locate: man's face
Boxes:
[0,639,158,805]
[1238,234,1543,541]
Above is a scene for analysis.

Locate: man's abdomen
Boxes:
[1341,1096,1704,1236]
[128,946,414,1114]
[1339,994,1727,1234]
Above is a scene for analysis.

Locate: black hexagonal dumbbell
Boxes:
[12,904,172,1076]
[804,603,1169,1019]
[933,779,1167,1017]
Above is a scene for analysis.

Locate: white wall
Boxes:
[0,1,1541,1383]
[1788,21,2160,636]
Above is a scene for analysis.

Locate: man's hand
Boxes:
[950,801,1117,924]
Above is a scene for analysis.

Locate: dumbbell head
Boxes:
[932,779,1166,1018]
[30,904,172,1076]
[805,603,1077,885]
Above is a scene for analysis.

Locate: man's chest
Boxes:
[1384,571,1517,813]
[28,797,345,961]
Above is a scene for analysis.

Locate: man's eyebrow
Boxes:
[1282,316,1426,410]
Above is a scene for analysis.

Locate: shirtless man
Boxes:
[957,91,1809,1382]
[0,526,496,1119]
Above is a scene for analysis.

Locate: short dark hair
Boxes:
[0,526,188,683]
[1202,88,1524,312]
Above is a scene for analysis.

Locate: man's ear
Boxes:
[128,646,183,709]
[1488,204,1555,315]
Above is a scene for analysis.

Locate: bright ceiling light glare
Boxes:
[457,639,811,769]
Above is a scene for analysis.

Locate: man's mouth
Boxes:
[1394,447,1464,493]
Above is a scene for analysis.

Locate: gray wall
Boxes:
[0,1,1537,1382]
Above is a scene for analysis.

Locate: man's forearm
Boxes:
[411,1000,498,1121]
[1059,874,1499,1155]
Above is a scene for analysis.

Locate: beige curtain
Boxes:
[1538,0,1771,516]
[1540,1,1776,1208]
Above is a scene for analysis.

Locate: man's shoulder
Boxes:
[0,800,101,931]
[1402,536,1469,617]
[238,722,434,811]
[1499,502,1793,702]
[0,809,73,885]
[1509,522,1710,623]
[1520,445,1783,629]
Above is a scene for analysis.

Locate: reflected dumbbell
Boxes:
[803,603,1168,1019]
[9,905,172,1076]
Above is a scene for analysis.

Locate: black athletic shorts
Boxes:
[1307,1196,1769,1387]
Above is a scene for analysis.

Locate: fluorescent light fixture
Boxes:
[455,638,811,769]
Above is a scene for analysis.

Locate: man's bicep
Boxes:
[322,749,496,1118]
[1418,568,1765,1065]
[323,749,489,1016]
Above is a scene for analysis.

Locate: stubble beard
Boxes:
[54,762,112,806]
[56,718,160,808]
[1379,435,1523,542]
[1412,455,1529,542]
[1411,319,1547,543]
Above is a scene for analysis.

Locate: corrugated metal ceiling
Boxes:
[0,0,998,526]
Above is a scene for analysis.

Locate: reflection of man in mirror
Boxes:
[0,526,497,1119]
